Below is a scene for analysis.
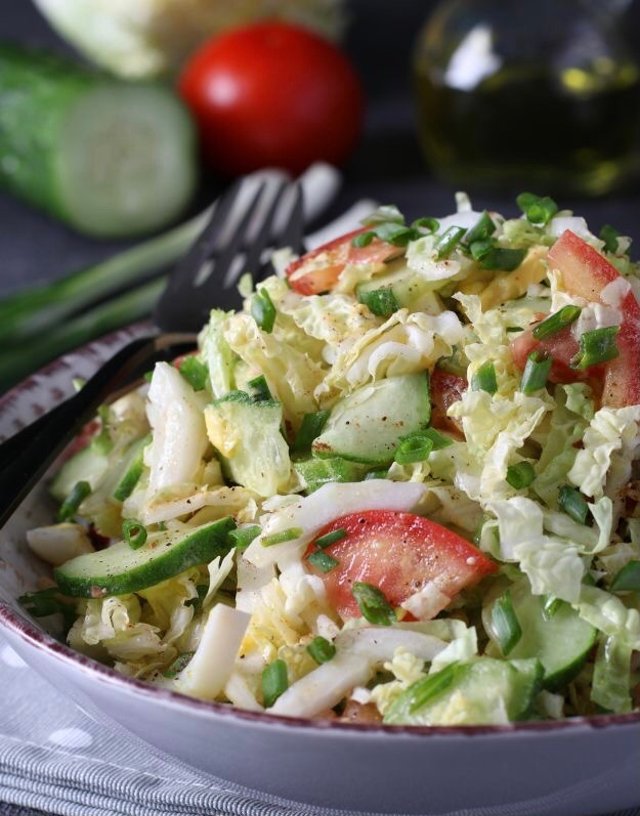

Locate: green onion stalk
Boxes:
[0,208,211,392]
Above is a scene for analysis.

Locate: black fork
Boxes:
[0,178,305,527]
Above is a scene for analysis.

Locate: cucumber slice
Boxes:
[294,457,369,493]
[204,392,291,498]
[312,374,430,465]
[0,45,196,237]
[487,580,597,691]
[50,444,109,503]
[356,266,443,314]
[54,517,236,598]
[384,657,543,726]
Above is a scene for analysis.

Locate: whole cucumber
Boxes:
[0,44,197,237]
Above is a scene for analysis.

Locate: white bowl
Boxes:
[1,331,639,816]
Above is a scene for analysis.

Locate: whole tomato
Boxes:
[178,21,364,176]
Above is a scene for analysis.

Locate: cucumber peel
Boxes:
[54,517,236,598]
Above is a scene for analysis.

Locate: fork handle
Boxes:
[0,333,195,529]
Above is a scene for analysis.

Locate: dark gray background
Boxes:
[2,0,640,297]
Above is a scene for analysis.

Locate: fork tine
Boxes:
[158,179,243,303]
[253,182,306,286]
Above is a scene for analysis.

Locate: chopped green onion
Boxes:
[262,527,304,547]
[113,453,145,502]
[542,595,563,620]
[292,410,331,453]
[352,581,396,626]
[506,461,536,490]
[178,356,209,391]
[471,243,527,271]
[247,374,271,401]
[464,211,496,245]
[19,587,66,617]
[599,224,620,254]
[520,350,552,394]
[307,550,339,573]
[435,226,466,259]
[357,287,399,317]
[610,560,640,592]
[57,480,91,522]
[419,427,454,450]
[352,231,375,248]
[408,661,467,713]
[251,288,276,333]
[516,192,559,226]
[558,485,590,525]
[314,528,347,549]
[411,216,439,233]
[306,635,336,664]
[471,361,497,394]
[162,651,195,678]
[229,525,261,550]
[394,433,434,464]
[571,326,620,369]
[262,659,288,708]
[371,223,418,246]
[532,305,581,340]
[122,519,148,550]
[491,590,522,655]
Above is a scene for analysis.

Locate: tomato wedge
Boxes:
[305,510,497,620]
[511,230,640,407]
[286,228,402,295]
[430,369,467,437]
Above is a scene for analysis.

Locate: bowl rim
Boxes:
[1,329,639,738]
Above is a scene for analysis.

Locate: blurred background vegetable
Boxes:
[179,21,364,176]
[32,0,347,79]
[0,44,197,237]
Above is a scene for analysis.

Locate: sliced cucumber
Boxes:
[356,266,444,315]
[204,392,291,498]
[384,657,543,726]
[294,457,369,493]
[54,517,236,598]
[0,45,196,237]
[312,374,430,465]
[50,444,109,503]
[487,580,597,691]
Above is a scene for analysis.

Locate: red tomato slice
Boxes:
[511,230,640,407]
[286,229,403,295]
[305,510,497,620]
[430,369,467,437]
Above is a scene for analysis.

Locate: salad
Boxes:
[20,193,640,726]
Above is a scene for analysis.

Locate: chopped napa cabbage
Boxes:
[577,586,640,650]
[324,309,464,395]
[178,604,250,700]
[223,313,324,428]
[568,405,640,500]
[26,523,93,566]
[145,362,209,494]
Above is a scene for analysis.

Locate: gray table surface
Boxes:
[1,2,640,815]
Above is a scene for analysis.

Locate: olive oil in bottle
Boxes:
[413,0,640,195]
